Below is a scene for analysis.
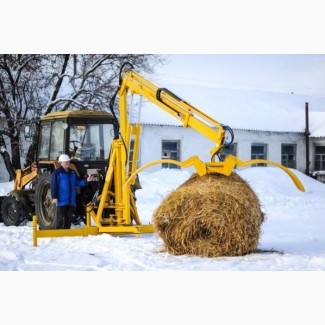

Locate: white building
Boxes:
[1,87,325,183]
[137,121,325,178]
[134,85,325,182]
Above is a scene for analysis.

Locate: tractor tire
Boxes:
[35,172,57,229]
[1,195,27,226]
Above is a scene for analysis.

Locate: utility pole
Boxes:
[305,102,310,175]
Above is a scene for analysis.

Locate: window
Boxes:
[38,123,51,160]
[162,140,180,169]
[38,121,65,160]
[50,121,65,160]
[251,143,267,167]
[69,123,114,161]
[281,144,296,168]
[219,143,237,161]
[314,145,325,171]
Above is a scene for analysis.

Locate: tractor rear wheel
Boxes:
[1,195,27,226]
[35,172,57,229]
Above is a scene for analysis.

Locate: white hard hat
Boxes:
[58,154,71,162]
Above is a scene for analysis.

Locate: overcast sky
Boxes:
[2,2,325,54]
[154,54,325,97]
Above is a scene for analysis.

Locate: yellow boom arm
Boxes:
[119,69,305,192]
[32,65,305,246]
[119,70,227,159]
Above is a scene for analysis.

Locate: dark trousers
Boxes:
[56,205,74,229]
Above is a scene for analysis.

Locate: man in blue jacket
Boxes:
[51,154,93,229]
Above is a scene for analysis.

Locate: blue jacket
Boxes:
[50,166,88,207]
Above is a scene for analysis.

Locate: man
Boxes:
[50,154,93,229]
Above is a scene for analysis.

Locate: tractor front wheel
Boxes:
[35,172,57,229]
[1,195,27,226]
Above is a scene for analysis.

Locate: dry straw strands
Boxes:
[152,172,265,257]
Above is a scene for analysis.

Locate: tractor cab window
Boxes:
[50,122,65,160]
[38,124,51,159]
[38,121,65,160]
[69,123,114,161]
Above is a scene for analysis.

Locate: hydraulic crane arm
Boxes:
[117,65,304,192]
[119,70,229,160]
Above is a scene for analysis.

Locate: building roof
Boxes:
[133,85,325,137]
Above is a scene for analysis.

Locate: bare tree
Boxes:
[0,54,47,170]
[0,54,165,177]
[44,54,163,113]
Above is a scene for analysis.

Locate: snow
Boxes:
[2,167,324,271]
[1,54,325,322]
[1,167,324,323]
[138,82,325,136]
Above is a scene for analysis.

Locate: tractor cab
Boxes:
[37,110,117,177]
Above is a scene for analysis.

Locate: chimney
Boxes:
[305,102,310,175]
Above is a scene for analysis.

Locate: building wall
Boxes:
[0,121,323,183]
[310,137,325,171]
[138,124,309,174]
[139,124,214,173]
[234,129,306,171]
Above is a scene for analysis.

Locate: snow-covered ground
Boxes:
[1,167,324,323]
[1,167,324,271]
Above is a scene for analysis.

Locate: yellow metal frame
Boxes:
[33,134,155,246]
[14,166,38,190]
[124,155,305,192]
[32,67,305,246]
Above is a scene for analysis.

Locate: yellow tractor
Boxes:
[0,62,304,245]
[0,110,116,228]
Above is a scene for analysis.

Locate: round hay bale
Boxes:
[152,172,265,257]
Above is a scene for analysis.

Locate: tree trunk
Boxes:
[0,132,16,180]
[11,133,21,170]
